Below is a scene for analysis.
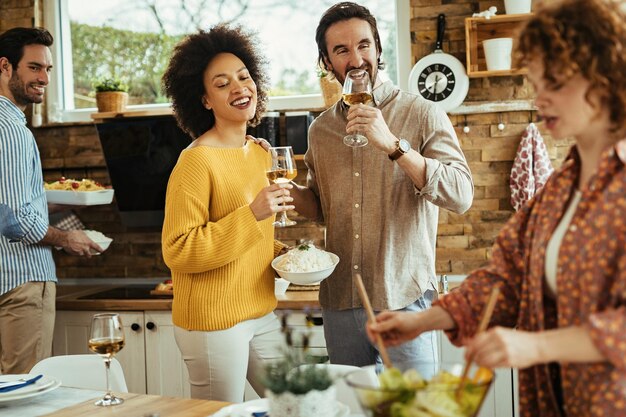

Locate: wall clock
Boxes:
[408,14,469,112]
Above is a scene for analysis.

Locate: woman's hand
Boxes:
[250,182,294,221]
[464,327,542,369]
[367,311,425,347]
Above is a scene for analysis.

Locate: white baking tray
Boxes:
[45,189,114,206]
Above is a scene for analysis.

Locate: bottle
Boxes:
[438,274,449,295]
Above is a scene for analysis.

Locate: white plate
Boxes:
[83,230,113,254]
[0,374,61,402]
[45,189,114,206]
[211,398,350,417]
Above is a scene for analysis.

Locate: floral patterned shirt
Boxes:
[436,140,626,417]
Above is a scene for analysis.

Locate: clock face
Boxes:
[408,54,469,112]
[417,63,456,102]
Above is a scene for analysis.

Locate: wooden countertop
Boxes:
[56,285,320,311]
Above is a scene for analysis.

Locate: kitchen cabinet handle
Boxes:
[146,322,156,330]
[310,317,323,326]
[131,323,141,331]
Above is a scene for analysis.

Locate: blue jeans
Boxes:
[322,290,438,378]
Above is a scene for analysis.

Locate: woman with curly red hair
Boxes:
[160,25,293,402]
[367,0,626,415]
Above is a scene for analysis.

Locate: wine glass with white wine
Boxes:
[267,146,297,227]
[342,68,373,147]
[88,313,125,406]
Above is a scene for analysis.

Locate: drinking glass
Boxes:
[266,146,297,227]
[88,313,125,406]
[342,69,373,147]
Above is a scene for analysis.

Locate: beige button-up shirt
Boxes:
[305,80,473,311]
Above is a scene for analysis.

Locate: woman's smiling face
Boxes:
[202,52,257,125]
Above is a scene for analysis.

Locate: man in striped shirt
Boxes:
[0,27,101,374]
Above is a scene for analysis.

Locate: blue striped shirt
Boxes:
[0,96,56,296]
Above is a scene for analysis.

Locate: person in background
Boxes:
[290,2,474,372]
[367,1,626,416]
[161,24,293,402]
[0,27,101,374]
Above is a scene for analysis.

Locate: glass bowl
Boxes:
[271,252,339,285]
[345,363,493,417]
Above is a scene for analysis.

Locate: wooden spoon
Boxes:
[455,285,500,400]
[354,273,393,369]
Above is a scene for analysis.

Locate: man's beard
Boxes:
[9,73,44,106]
[335,65,376,86]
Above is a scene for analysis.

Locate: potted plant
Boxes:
[94,78,129,113]
[264,311,336,417]
[317,67,342,108]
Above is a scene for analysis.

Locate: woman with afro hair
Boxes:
[161,24,293,402]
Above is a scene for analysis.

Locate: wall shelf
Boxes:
[465,14,533,78]
[449,99,535,115]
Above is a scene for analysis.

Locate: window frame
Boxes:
[44,0,410,123]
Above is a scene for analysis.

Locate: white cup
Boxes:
[483,38,513,71]
[504,0,532,14]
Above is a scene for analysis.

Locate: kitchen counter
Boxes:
[56,285,320,311]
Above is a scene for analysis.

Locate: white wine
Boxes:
[342,92,373,106]
[267,169,297,183]
[88,337,125,356]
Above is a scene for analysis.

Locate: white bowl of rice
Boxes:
[271,244,339,285]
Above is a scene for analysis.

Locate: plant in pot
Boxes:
[317,66,342,108]
[264,311,335,417]
[93,78,129,113]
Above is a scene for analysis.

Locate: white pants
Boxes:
[174,312,284,402]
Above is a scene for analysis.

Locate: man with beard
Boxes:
[290,2,473,371]
[0,27,101,374]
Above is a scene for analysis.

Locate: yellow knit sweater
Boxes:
[162,142,283,331]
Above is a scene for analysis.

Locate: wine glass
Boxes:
[342,69,373,147]
[88,313,125,406]
[267,146,297,227]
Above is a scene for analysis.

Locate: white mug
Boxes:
[504,0,532,14]
[483,38,514,71]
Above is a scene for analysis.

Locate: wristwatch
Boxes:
[388,138,411,161]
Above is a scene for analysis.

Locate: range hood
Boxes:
[95,116,192,228]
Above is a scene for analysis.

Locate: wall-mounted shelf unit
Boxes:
[465,14,532,78]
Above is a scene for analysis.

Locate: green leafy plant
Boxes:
[264,311,333,395]
[316,65,330,79]
[93,77,128,93]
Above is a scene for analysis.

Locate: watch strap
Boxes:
[388,148,404,161]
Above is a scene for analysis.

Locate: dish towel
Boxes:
[50,211,85,231]
[0,374,43,393]
[510,122,554,211]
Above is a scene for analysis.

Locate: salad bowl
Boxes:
[345,362,493,417]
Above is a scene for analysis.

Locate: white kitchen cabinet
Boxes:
[438,331,517,417]
[53,310,190,397]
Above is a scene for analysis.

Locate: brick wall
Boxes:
[4,1,575,279]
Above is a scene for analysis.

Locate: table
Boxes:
[0,386,229,417]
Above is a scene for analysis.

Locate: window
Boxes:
[44,0,410,123]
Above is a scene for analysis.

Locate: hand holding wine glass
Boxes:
[89,313,125,406]
[343,68,373,147]
[266,146,297,227]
